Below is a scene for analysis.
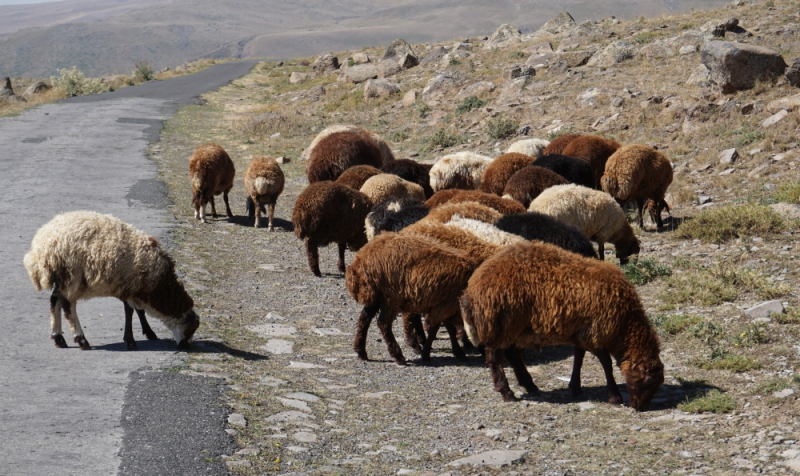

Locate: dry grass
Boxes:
[675,204,785,243]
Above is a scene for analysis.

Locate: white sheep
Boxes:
[23,211,200,350]
[528,184,640,264]
[428,151,493,192]
[301,124,395,170]
[359,173,426,206]
[444,216,525,247]
[506,138,550,158]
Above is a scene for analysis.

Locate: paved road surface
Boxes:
[0,60,258,475]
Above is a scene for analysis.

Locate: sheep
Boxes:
[346,233,479,365]
[301,124,395,169]
[541,133,581,155]
[601,144,674,229]
[477,152,537,196]
[428,151,493,192]
[501,165,570,208]
[561,135,621,189]
[335,165,382,191]
[359,173,426,206]
[292,181,372,277]
[506,138,550,158]
[425,189,526,215]
[529,184,640,264]
[189,143,235,223]
[375,206,430,237]
[423,201,503,226]
[23,211,200,350]
[364,197,427,241]
[494,212,598,259]
[531,154,594,189]
[445,216,526,247]
[244,156,285,230]
[306,131,384,183]
[460,240,664,410]
[380,159,434,198]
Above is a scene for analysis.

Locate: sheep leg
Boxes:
[209,195,219,219]
[486,347,516,401]
[305,240,321,277]
[596,350,623,405]
[199,202,207,223]
[504,347,539,396]
[353,303,380,361]
[444,322,467,361]
[337,242,347,274]
[597,242,605,261]
[402,313,424,354]
[62,299,90,350]
[253,197,262,228]
[267,201,276,232]
[223,190,233,219]
[123,302,138,350]
[420,321,440,363]
[457,325,476,353]
[376,306,406,366]
[136,308,158,340]
[49,290,68,348]
[636,198,645,229]
[569,347,586,400]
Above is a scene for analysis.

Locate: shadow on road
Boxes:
[93,338,268,361]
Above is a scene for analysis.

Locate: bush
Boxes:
[623,258,672,285]
[696,349,760,372]
[133,61,155,82]
[675,204,784,243]
[51,67,110,97]
[775,181,800,204]
[650,313,703,335]
[421,127,467,151]
[678,389,735,413]
[486,116,518,140]
[456,96,487,115]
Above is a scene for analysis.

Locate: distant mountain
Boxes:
[0,0,734,78]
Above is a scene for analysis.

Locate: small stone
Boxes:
[447,450,527,468]
[288,361,324,369]
[286,446,309,453]
[225,460,252,468]
[277,397,311,411]
[674,436,683,443]
[275,156,290,164]
[680,45,697,55]
[284,392,321,402]
[775,435,786,444]
[680,451,697,458]
[745,300,785,319]
[397,470,415,475]
[577,402,596,411]
[225,429,238,436]
[289,72,309,84]
[248,323,296,336]
[630,425,643,432]
[698,195,712,205]
[265,410,315,423]
[228,413,247,428]
[263,339,293,354]
[293,431,318,443]
[720,148,739,164]
[403,89,419,107]
[762,110,788,128]
[773,389,795,399]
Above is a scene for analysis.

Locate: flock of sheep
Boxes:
[23,123,675,411]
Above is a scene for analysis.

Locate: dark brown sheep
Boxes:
[244,156,285,230]
[502,165,570,208]
[189,143,235,223]
[425,189,526,214]
[541,134,581,156]
[531,154,594,189]
[478,152,537,196]
[561,135,621,189]
[380,159,435,198]
[306,131,384,183]
[460,241,664,411]
[335,165,382,191]
[292,182,372,277]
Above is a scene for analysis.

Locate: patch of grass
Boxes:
[508,50,527,60]
[675,204,785,243]
[750,378,793,395]
[678,389,735,413]
[711,264,791,300]
[386,129,410,142]
[321,89,366,112]
[774,307,800,324]
[775,181,800,204]
[735,127,766,148]
[650,313,704,335]
[729,322,768,347]
[696,349,761,373]
[486,116,518,140]
[241,112,320,139]
[632,31,663,44]
[661,269,737,306]
[415,102,432,117]
[449,57,462,66]
[623,258,672,285]
[689,320,724,344]
[421,127,467,151]
[456,95,487,115]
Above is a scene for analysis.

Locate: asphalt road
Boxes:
[0,60,258,475]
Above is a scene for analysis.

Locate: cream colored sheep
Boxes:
[23,211,200,350]
[506,138,550,158]
[429,152,493,192]
[528,184,640,264]
[301,124,395,170]
[445,216,525,247]
[359,173,426,206]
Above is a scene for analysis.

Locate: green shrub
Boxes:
[456,96,487,115]
[729,322,768,347]
[415,102,432,117]
[51,67,111,97]
[650,313,703,335]
[486,116,518,140]
[696,349,760,372]
[775,181,800,204]
[421,128,467,151]
[449,57,462,66]
[133,60,155,82]
[623,258,672,285]
[678,389,735,413]
[750,378,793,395]
[675,204,784,243]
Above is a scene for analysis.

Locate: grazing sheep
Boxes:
[365,197,427,241]
[189,143,235,223]
[601,144,674,229]
[561,135,621,189]
[460,241,664,410]
[425,189,526,214]
[422,201,503,226]
[335,165,382,191]
[429,152,493,192]
[359,173,426,206]
[531,154,594,189]
[541,133,581,155]
[375,206,430,237]
[506,138,550,158]
[380,159,434,198]
[244,156,285,230]
[346,233,478,365]
[529,184,640,264]
[478,153,537,196]
[307,131,384,183]
[502,165,570,208]
[301,124,395,169]
[445,216,526,248]
[23,211,200,350]
[292,182,372,277]
[494,212,598,259]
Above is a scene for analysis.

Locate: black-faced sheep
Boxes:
[429,152,493,192]
[301,124,395,169]
[425,189,526,215]
[529,184,640,264]
[601,144,674,229]
[359,173,426,206]
[335,165,382,191]
[541,133,581,156]
[23,211,200,350]
[561,135,621,189]
[244,156,285,230]
[506,138,549,158]
[531,154,594,189]
[346,233,478,365]
[364,197,428,241]
[292,181,372,277]
[478,152,537,196]
[460,241,664,411]
[189,143,235,223]
[306,131,384,183]
[494,212,598,260]
[380,159,434,198]
[501,165,570,208]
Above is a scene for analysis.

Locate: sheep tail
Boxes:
[23,251,50,292]
[191,189,203,209]
[458,292,481,347]
[253,177,270,195]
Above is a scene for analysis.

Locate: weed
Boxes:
[775,181,800,204]
[456,96,487,115]
[774,307,800,324]
[347,58,355,67]
[734,127,766,147]
[322,89,365,112]
[387,129,410,142]
[675,204,784,243]
[508,50,527,60]
[415,102,432,118]
[711,264,791,300]
[750,378,793,395]
[421,127,467,151]
[623,258,672,285]
[650,313,703,335]
[675,376,710,390]
[689,321,723,345]
[632,31,663,44]
[696,349,760,372]
[51,67,110,97]
[133,60,155,82]
[546,127,576,140]
[678,389,735,413]
[729,322,768,347]
[449,57,462,66]
[486,116,518,140]
[661,269,737,306]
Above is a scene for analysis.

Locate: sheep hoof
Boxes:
[500,391,519,402]
[254,221,261,229]
[177,340,191,350]
[394,358,407,366]
[355,350,368,361]
[608,394,623,405]
[52,334,68,348]
[312,268,322,278]
[268,226,274,232]
[125,340,138,350]
[143,331,158,340]
[74,336,91,350]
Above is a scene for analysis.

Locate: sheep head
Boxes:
[172,309,200,349]
[621,358,664,411]
[616,234,640,265]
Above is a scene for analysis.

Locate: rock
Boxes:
[263,339,294,354]
[741,101,760,115]
[680,451,697,458]
[422,71,465,105]
[745,300,784,318]
[539,12,576,35]
[451,41,473,53]
[352,52,370,65]
[456,81,495,99]
[577,402,596,411]
[248,324,297,337]
[526,52,556,70]
[498,76,530,101]
[773,388,795,399]
[447,450,527,468]
[421,46,447,64]
[286,446,308,453]
[299,60,310,66]
[225,460,251,468]
[403,89,419,107]
[284,392,320,402]
[767,93,800,113]
[378,60,403,78]
[680,45,698,55]
[523,42,553,54]
[397,53,419,69]
[503,64,534,79]
[312,53,339,75]
[340,63,378,84]
[701,20,727,38]
[364,79,400,100]
[698,195,712,204]
[556,50,596,68]
[687,64,712,87]
[587,41,634,68]
[560,21,613,46]
[311,327,347,336]
[485,24,522,49]
[1,77,13,97]
[384,39,415,60]
[293,431,318,443]
[288,361,324,369]
[277,397,310,411]
[785,58,800,87]
[762,110,788,127]
[289,72,309,84]
[701,41,787,93]
[22,81,51,99]
[228,413,247,428]
[720,148,739,164]
[638,42,675,59]
[575,87,611,107]
[265,410,315,423]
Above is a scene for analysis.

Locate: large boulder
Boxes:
[312,53,339,75]
[485,24,522,49]
[364,79,401,100]
[539,12,576,35]
[22,81,51,99]
[421,46,447,65]
[587,41,634,68]
[382,39,418,71]
[560,21,613,46]
[289,72,310,84]
[422,71,465,105]
[339,63,379,84]
[701,41,787,93]
[638,42,675,59]
[383,39,415,59]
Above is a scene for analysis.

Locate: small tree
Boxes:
[133,61,155,82]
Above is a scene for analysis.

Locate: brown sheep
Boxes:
[425,189,526,214]
[460,241,664,411]
[359,173,426,206]
[541,133,581,156]
[478,152,537,196]
[335,165,382,191]
[422,201,503,226]
[346,233,478,365]
[189,143,235,223]
[301,125,395,169]
[561,135,621,189]
[244,156,285,230]
[306,131,384,183]
[292,182,372,277]
[502,165,570,208]
[601,144,674,229]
